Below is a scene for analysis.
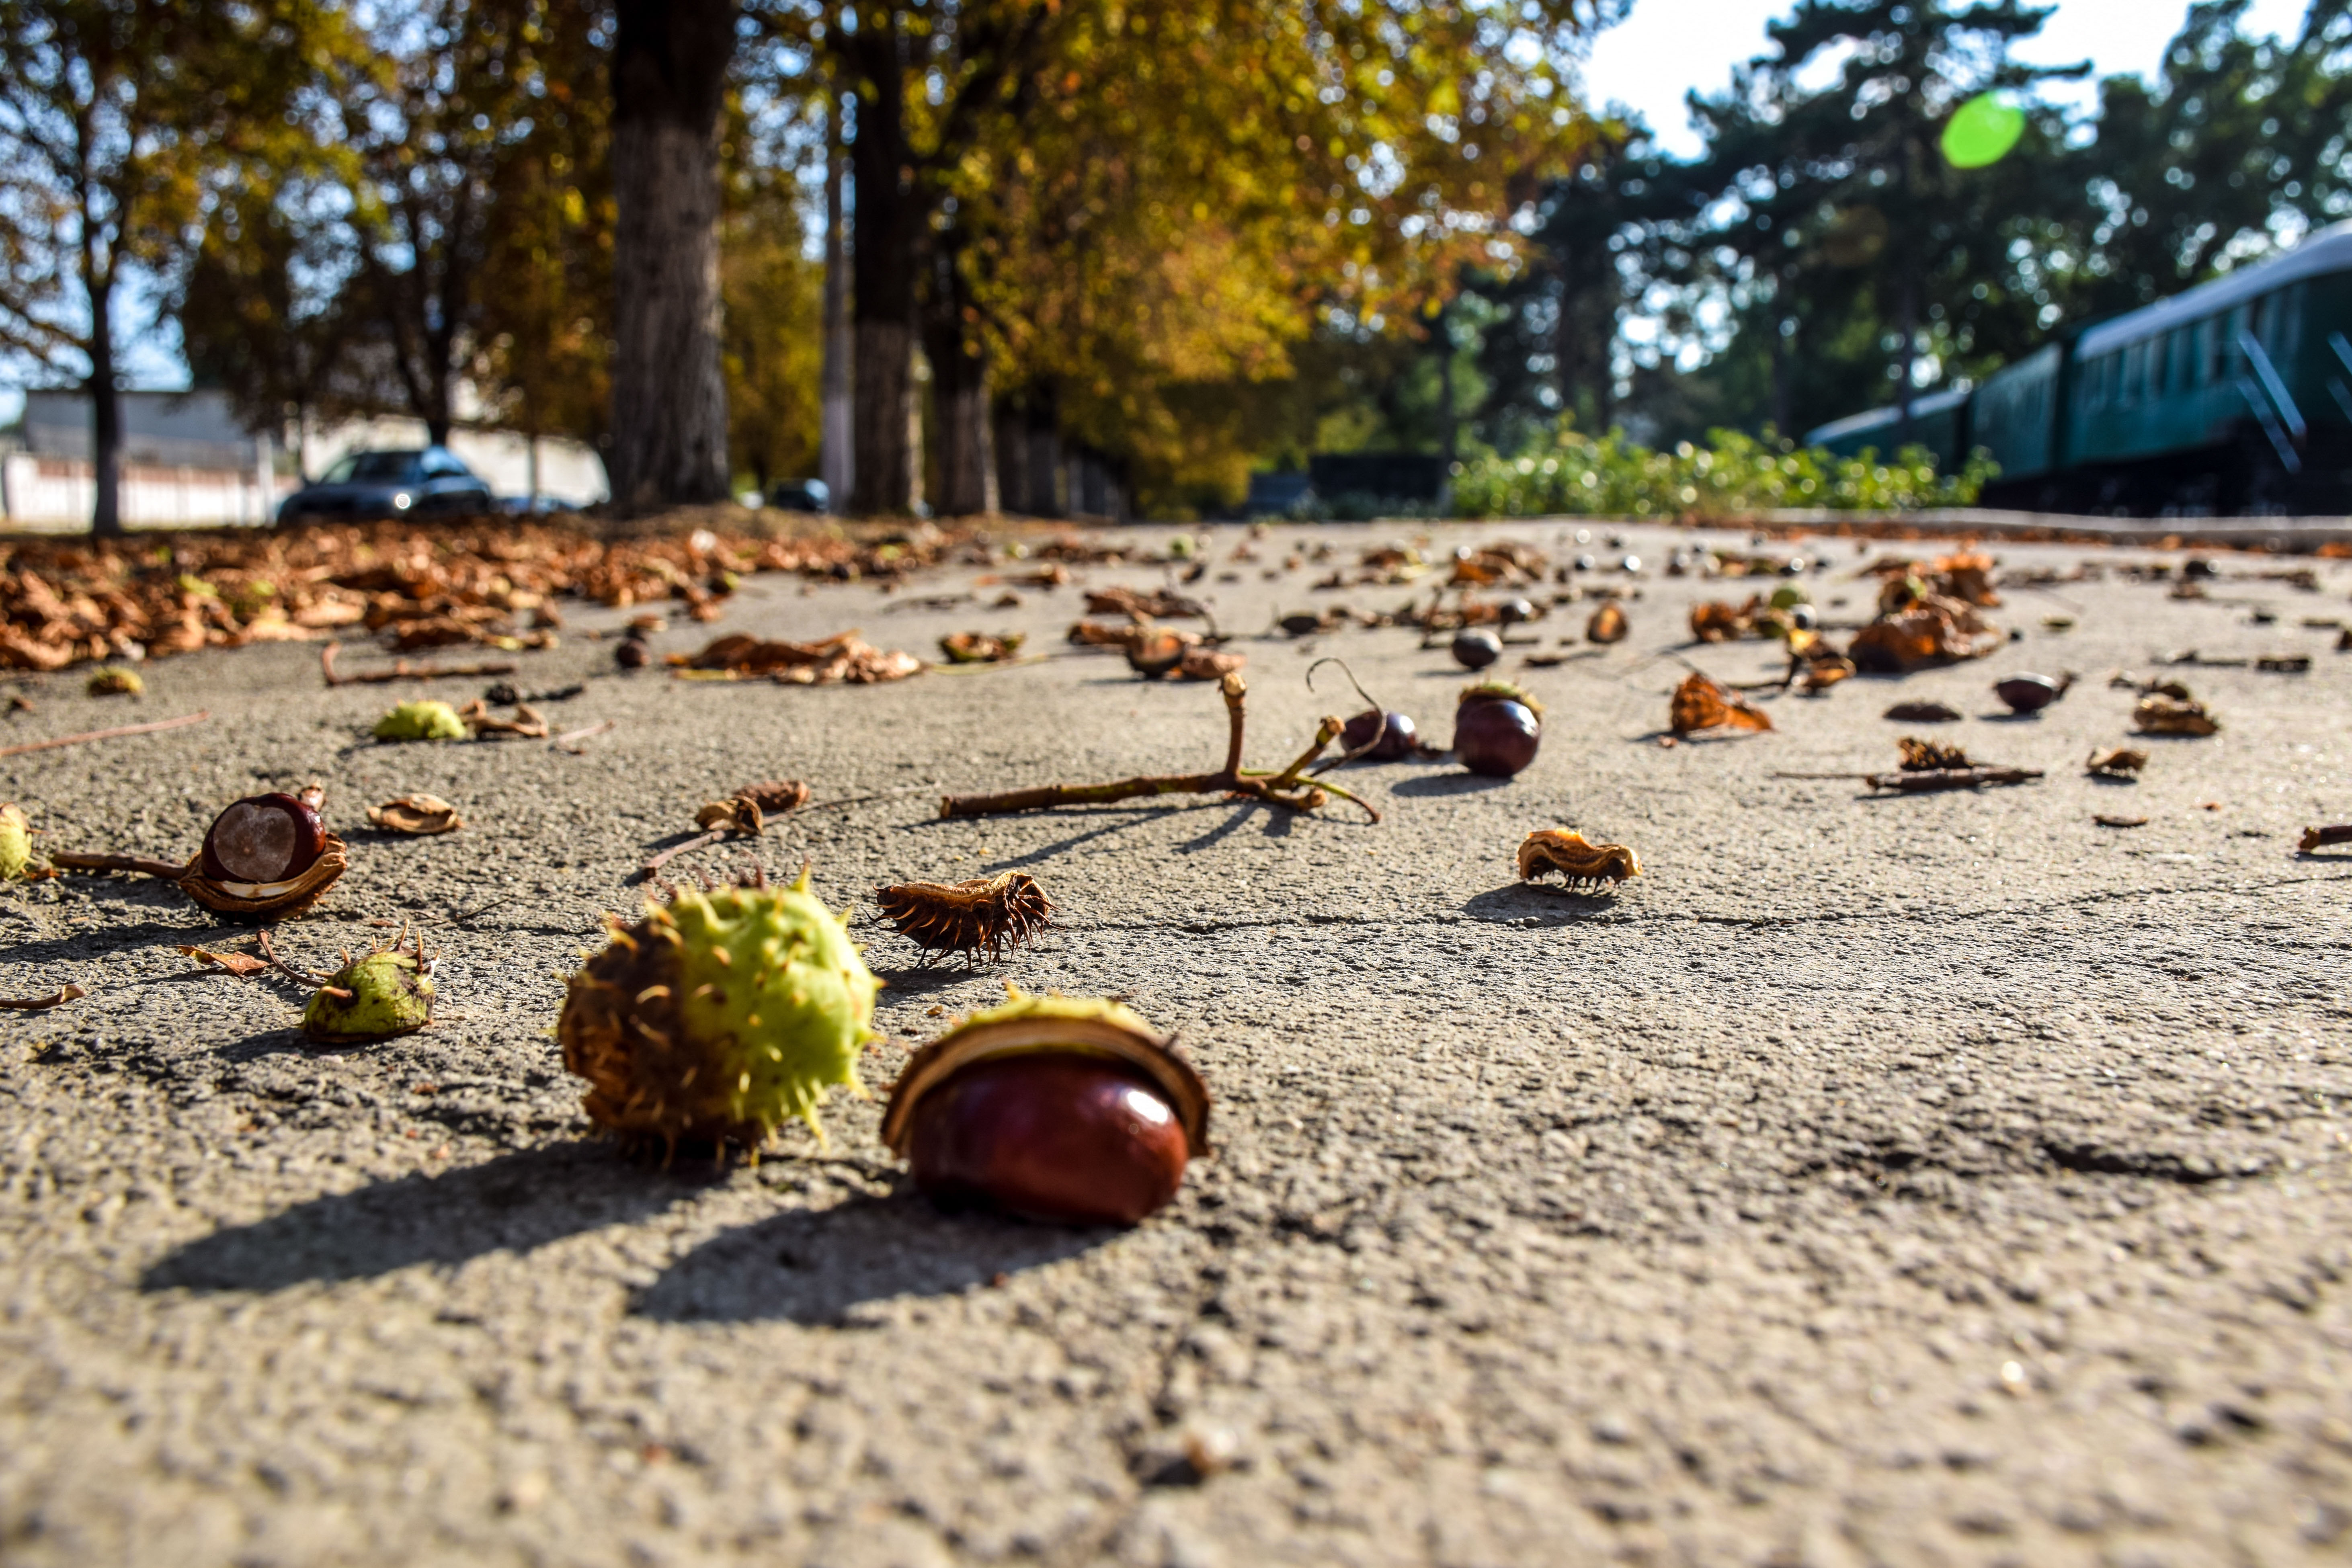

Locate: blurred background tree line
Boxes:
[2,0,2348,528]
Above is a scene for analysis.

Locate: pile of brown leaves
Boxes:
[1847,593,2002,672]
[671,631,923,685]
[0,518,970,673]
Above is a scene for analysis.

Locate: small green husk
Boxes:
[374,700,468,742]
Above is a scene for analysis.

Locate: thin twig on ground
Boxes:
[0,710,209,760]
[49,851,189,879]
[0,985,84,1010]
[321,642,517,687]
[938,672,1378,822]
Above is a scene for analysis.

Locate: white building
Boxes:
[1,388,609,530]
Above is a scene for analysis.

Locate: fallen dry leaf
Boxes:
[2086,747,2148,778]
[2133,695,2221,736]
[0,984,86,1009]
[367,794,463,834]
[176,945,271,977]
[2095,815,2149,828]
[1669,671,1773,736]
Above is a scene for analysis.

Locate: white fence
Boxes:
[0,454,292,531]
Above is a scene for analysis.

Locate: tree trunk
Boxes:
[87,289,122,538]
[1893,266,1917,443]
[606,0,736,510]
[1769,307,1794,438]
[992,389,1060,517]
[1434,302,1457,465]
[818,91,853,512]
[925,264,995,517]
[847,22,920,516]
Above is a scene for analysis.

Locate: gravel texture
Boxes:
[2,520,2349,1567]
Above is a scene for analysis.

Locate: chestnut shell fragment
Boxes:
[882,996,1209,1227]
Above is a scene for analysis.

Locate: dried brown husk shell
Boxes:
[2086,747,2148,777]
[367,794,462,834]
[1585,601,1628,644]
[179,834,349,918]
[1897,736,1972,771]
[457,698,549,738]
[1517,829,1641,890]
[875,871,1056,964]
[2133,695,2220,736]
[880,1005,1209,1160]
[695,796,764,834]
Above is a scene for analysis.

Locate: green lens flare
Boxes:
[1942,93,2026,169]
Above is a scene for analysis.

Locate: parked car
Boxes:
[765,478,830,513]
[496,494,580,516]
[278,447,494,524]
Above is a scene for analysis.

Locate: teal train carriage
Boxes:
[1806,220,2352,516]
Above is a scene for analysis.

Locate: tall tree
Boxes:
[2054,0,2352,319]
[607,0,738,508]
[0,0,330,533]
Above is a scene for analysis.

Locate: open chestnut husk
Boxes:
[1452,680,1544,777]
[882,988,1208,1227]
[185,785,347,918]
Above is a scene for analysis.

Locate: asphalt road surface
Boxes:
[2,520,2348,1568]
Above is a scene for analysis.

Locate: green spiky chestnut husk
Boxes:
[86,666,144,697]
[0,803,33,879]
[559,872,879,1155]
[374,699,468,741]
[304,949,435,1043]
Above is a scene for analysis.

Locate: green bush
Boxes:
[1449,426,1995,519]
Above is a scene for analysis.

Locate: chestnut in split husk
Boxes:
[1339,706,1421,760]
[1451,627,1503,670]
[882,988,1209,1227]
[1993,671,2074,713]
[187,785,348,918]
[1452,680,1544,777]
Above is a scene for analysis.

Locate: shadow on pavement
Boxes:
[0,918,200,965]
[1460,882,1628,926]
[141,1140,703,1293]
[633,1193,1104,1325]
[1389,771,1512,796]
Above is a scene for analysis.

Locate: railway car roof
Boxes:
[1803,385,1969,447]
[2073,218,2352,358]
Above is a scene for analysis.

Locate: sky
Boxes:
[0,0,2327,428]
[1581,0,2317,158]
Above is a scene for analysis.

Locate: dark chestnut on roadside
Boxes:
[1495,597,1538,626]
[882,988,1209,1227]
[1451,627,1502,669]
[1993,671,2073,713]
[1339,707,1420,760]
[185,783,348,918]
[199,791,326,885]
[1453,680,1544,777]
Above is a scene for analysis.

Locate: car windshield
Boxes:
[321,451,424,484]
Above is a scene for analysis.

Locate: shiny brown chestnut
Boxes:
[1452,680,1544,777]
[185,783,348,918]
[199,791,328,884]
[882,990,1209,1227]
